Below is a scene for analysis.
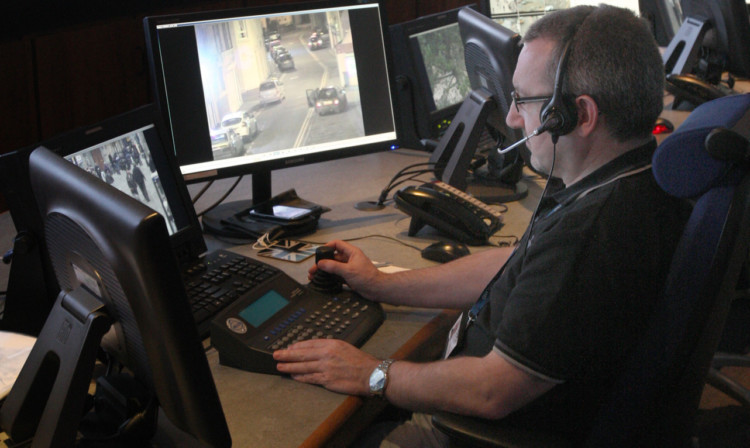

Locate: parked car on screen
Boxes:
[210,128,244,159]
[276,53,295,71]
[271,46,288,62]
[220,111,258,143]
[259,79,285,105]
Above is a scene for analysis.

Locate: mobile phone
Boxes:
[248,204,314,221]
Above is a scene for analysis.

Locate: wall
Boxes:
[0,0,475,212]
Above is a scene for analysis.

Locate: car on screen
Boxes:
[259,79,285,105]
[271,46,288,62]
[307,32,328,50]
[210,128,244,160]
[311,86,347,115]
[276,53,295,71]
[220,111,258,143]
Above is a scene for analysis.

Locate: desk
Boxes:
[185,148,544,447]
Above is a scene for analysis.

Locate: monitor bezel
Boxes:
[389,5,476,149]
[143,0,399,200]
[31,104,207,265]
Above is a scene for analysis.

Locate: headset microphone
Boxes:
[497,122,550,155]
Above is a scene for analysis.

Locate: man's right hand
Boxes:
[308,240,385,301]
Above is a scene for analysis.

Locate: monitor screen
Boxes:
[0,105,207,335]
[29,105,207,265]
[389,6,474,149]
[144,0,397,212]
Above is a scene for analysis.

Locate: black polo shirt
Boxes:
[454,139,691,441]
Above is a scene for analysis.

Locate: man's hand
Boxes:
[308,240,384,300]
[273,339,381,395]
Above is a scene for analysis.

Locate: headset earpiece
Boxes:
[540,39,578,143]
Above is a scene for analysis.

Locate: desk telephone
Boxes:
[394,181,503,245]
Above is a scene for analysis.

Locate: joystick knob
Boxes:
[309,246,343,293]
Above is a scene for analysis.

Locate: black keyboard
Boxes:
[183,250,280,338]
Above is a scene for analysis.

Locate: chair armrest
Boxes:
[431,412,573,448]
[712,353,750,369]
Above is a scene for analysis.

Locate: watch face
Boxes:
[369,368,386,392]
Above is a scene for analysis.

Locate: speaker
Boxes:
[539,39,578,142]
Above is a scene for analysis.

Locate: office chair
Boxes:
[432,93,750,447]
[706,264,750,407]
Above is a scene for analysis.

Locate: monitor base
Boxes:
[467,179,528,204]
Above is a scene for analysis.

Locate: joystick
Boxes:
[309,246,344,293]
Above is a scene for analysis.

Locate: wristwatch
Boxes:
[368,358,396,397]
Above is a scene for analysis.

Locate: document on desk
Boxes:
[0,331,36,399]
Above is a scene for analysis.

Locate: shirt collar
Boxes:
[539,138,657,214]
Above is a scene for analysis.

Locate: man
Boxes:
[274,5,691,445]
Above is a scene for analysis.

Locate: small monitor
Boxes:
[0,146,230,446]
[639,0,683,46]
[389,6,475,149]
[479,0,567,36]
[429,7,527,203]
[663,0,750,81]
[144,0,398,221]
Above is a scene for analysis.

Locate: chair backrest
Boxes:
[584,93,750,447]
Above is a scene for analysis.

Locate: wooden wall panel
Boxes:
[0,39,38,152]
[33,19,152,140]
[0,0,471,212]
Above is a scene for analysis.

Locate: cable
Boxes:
[195,176,244,218]
[374,162,435,206]
[523,142,557,250]
[191,180,214,204]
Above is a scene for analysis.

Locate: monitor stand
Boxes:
[0,288,112,446]
[429,88,528,204]
[201,172,328,239]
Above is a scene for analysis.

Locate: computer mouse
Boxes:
[653,117,674,135]
[421,241,471,263]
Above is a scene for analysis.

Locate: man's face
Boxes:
[506,38,558,176]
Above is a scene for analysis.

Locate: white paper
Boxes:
[0,331,37,399]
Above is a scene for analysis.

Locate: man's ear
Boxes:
[574,95,600,137]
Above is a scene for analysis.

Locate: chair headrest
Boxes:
[652,93,750,198]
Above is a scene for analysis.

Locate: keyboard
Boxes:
[183,250,281,338]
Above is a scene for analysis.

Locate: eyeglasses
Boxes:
[511,90,552,112]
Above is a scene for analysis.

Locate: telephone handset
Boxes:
[394,180,503,245]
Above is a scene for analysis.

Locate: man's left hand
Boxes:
[273,339,381,395]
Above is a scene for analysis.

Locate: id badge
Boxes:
[443,312,471,359]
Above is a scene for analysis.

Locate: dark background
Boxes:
[0,0,476,211]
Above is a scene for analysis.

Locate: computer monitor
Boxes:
[663,0,750,82]
[0,105,214,337]
[389,6,475,150]
[0,147,230,446]
[639,0,683,46]
[143,0,397,223]
[429,7,527,203]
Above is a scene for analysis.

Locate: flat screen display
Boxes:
[145,0,397,196]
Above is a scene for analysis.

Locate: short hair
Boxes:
[523,5,664,141]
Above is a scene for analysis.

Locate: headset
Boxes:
[539,38,578,143]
